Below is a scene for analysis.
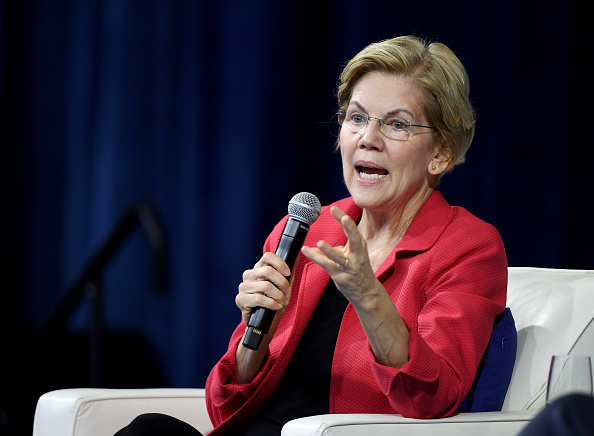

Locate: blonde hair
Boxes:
[337,36,475,172]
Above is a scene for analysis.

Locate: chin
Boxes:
[349,188,384,210]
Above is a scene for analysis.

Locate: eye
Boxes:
[349,112,367,125]
[386,117,408,131]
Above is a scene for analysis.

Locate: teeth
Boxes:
[359,171,387,180]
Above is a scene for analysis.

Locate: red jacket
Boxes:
[206,191,507,433]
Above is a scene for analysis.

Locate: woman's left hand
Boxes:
[301,206,382,305]
[302,206,410,368]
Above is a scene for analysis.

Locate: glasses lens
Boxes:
[342,110,368,133]
[381,116,409,140]
[338,111,411,141]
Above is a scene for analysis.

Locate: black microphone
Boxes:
[242,192,322,351]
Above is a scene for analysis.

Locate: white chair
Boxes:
[33,267,594,436]
[32,388,213,436]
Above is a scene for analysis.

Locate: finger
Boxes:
[236,282,287,311]
[317,240,346,265]
[330,206,356,233]
[330,205,347,223]
[254,251,291,277]
[236,292,283,326]
[302,244,348,273]
[238,276,289,301]
[330,206,366,255]
[331,206,360,240]
[242,264,291,293]
[244,252,292,290]
[238,252,294,313]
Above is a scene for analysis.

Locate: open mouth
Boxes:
[357,164,388,180]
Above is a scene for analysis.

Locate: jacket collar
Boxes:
[395,190,454,253]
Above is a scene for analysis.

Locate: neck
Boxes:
[358,187,434,251]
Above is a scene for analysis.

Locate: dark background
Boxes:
[1,0,592,434]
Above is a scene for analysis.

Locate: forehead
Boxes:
[349,72,425,118]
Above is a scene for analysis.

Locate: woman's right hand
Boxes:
[235,252,294,383]
[236,252,293,326]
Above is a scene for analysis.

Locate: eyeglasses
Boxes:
[337,110,434,141]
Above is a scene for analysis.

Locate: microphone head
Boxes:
[288,192,321,225]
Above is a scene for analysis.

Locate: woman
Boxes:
[116,35,507,436]
[205,35,507,434]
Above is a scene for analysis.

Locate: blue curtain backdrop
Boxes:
[1,0,592,434]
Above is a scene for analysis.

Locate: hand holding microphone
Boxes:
[240,192,321,351]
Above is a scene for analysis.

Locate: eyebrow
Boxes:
[350,101,416,120]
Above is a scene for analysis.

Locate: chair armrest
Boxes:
[33,388,213,436]
[281,411,538,436]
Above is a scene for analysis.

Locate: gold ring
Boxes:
[338,258,349,270]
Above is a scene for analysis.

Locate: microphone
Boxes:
[242,192,322,351]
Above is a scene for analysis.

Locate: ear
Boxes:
[428,143,453,176]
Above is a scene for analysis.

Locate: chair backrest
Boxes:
[458,307,517,412]
[502,267,594,411]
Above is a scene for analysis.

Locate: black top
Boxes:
[231,279,349,435]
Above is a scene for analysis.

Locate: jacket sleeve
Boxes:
[205,330,274,426]
[205,221,286,426]
[367,219,508,418]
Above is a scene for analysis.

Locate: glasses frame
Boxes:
[337,111,434,141]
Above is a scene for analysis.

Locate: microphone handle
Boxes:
[242,218,310,350]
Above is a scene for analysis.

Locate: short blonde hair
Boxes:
[337,36,475,172]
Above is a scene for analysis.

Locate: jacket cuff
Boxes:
[367,322,440,396]
[209,336,273,408]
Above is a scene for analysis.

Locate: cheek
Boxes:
[338,133,349,159]
[339,130,357,154]
[338,129,347,148]
[339,142,354,182]
[340,146,350,174]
